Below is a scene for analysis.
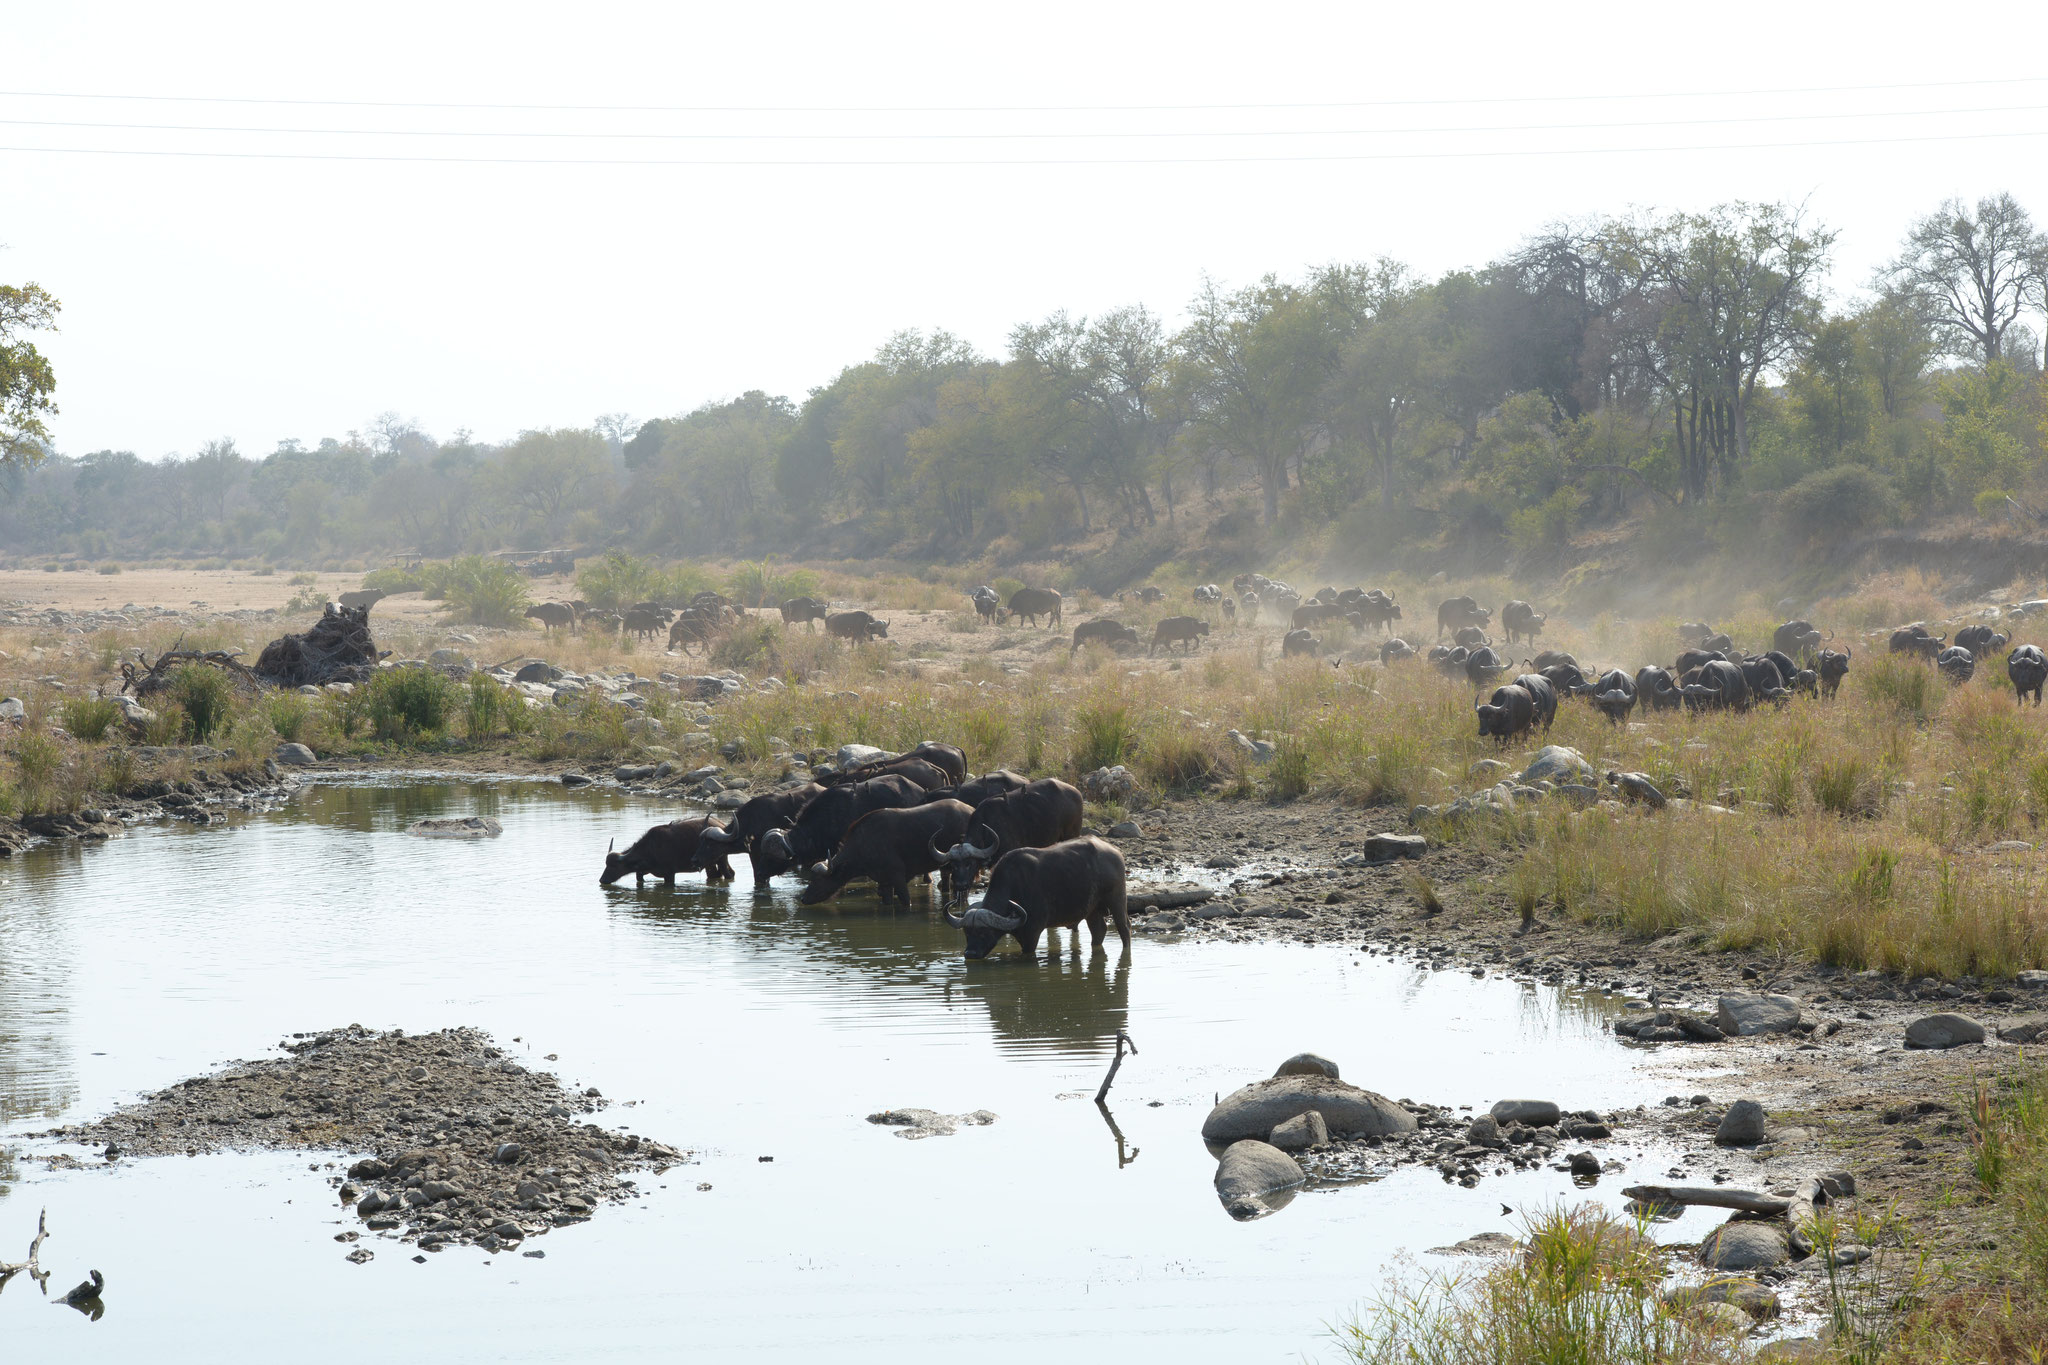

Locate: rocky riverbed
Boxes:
[26,1025,686,1262]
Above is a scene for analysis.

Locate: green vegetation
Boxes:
[1,279,61,470]
[439,555,530,627]
[6,195,2044,575]
[61,696,121,742]
[364,667,460,740]
[171,665,234,743]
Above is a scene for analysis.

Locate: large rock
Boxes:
[836,744,889,769]
[1904,1013,1985,1050]
[1268,1111,1328,1151]
[1202,1075,1417,1144]
[1997,1017,2048,1045]
[1699,1220,1790,1271]
[0,697,24,722]
[512,661,561,684]
[1273,1053,1340,1080]
[1362,832,1426,862]
[1488,1099,1560,1127]
[1520,745,1591,786]
[2017,970,2048,991]
[1213,1140,1305,1220]
[1715,1099,1766,1146]
[407,816,503,839]
[272,742,316,766]
[1466,1115,1503,1148]
[427,648,473,673]
[1715,994,1802,1037]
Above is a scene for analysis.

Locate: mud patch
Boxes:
[29,1025,686,1257]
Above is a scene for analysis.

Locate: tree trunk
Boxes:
[1261,461,1279,525]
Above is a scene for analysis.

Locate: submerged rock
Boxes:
[1202,1074,1416,1144]
[865,1108,997,1140]
[1488,1099,1560,1127]
[407,816,503,839]
[1214,1140,1304,1220]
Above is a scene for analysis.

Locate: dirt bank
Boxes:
[28,1025,686,1262]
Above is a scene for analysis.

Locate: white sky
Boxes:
[5,1,2047,458]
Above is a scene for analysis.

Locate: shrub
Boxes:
[727,557,820,609]
[171,665,235,743]
[441,555,531,627]
[10,729,63,811]
[264,692,312,744]
[96,563,121,575]
[1779,464,1897,538]
[1070,701,1137,773]
[62,697,122,742]
[711,622,779,672]
[366,666,459,740]
[465,673,509,740]
[287,571,319,586]
[1136,725,1220,793]
[1863,654,1936,720]
[576,551,666,612]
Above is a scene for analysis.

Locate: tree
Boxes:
[1,281,60,470]
[1884,193,2047,364]
[493,428,612,542]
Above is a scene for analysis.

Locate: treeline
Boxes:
[4,193,2045,570]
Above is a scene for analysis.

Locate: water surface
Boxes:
[0,779,1723,1361]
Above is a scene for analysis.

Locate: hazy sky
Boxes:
[5,1,2047,458]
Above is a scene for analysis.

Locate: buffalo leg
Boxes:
[1015,928,1043,957]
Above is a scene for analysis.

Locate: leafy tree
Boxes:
[1,281,60,470]
[1884,193,2048,364]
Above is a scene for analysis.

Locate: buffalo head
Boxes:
[944,899,1028,959]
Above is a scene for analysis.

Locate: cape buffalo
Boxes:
[758,774,927,869]
[1350,592,1401,634]
[623,607,668,641]
[1464,646,1509,687]
[1501,600,1546,645]
[780,597,830,630]
[1816,648,1851,699]
[826,742,967,788]
[699,783,825,881]
[1772,619,1827,659]
[928,769,1031,808]
[1511,673,1559,730]
[1437,596,1491,639]
[1681,659,1749,711]
[1674,647,1727,677]
[2007,644,2047,704]
[1220,597,1237,623]
[525,601,575,634]
[1636,665,1682,711]
[1678,621,1717,644]
[1380,637,1415,664]
[970,585,1004,621]
[1936,646,1976,684]
[1738,655,1786,697]
[1282,629,1322,658]
[1699,632,1735,656]
[1452,624,1492,649]
[1477,683,1536,743]
[1529,650,1579,671]
[799,799,976,907]
[932,777,1086,905]
[1192,584,1223,604]
[668,610,718,653]
[600,817,736,888]
[1590,669,1637,723]
[1956,624,2010,658]
[1151,616,1210,655]
[1535,662,1591,698]
[1889,624,1945,660]
[1005,587,1063,627]
[945,836,1130,959]
[1430,644,1469,678]
[826,610,889,641]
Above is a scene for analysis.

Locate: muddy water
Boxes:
[0,779,1725,1361]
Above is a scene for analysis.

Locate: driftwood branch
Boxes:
[1621,1184,1789,1216]
[1094,1031,1138,1104]
[121,644,267,698]
[0,1208,50,1296]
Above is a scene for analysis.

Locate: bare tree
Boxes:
[1883,192,2047,363]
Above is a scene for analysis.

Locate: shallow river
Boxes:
[0,779,1727,1361]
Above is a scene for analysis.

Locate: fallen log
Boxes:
[121,644,266,698]
[1128,884,1215,910]
[1620,1184,1789,1216]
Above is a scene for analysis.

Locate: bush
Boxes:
[365,666,460,740]
[576,551,666,612]
[62,697,122,742]
[1070,701,1137,773]
[465,673,510,739]
[264,692,312,744]
[727,557,819,609]
[171,665,235,743]
[441,556,531,627]
[710,621,778,671]
[1864,654,1936,720]
[10,729,63,811]
[1778,464,1897,538]
[96,563,121,575]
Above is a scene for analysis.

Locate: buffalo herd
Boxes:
[601,742,1127,961]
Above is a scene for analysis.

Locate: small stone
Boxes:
[1905,1013,1985,1049]
[346,1247,374,1264]
[1488,1099,1561,1127]
[1715,1099,1767,1146]
[1213,1140,1305,1220]
[1268,1111,1329,1152]
[407,1065,429,1081]
[1107,820,1142,839]
[406,816,503,839]
[493,1143,524,1163]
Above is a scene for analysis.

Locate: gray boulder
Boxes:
[1213,1140,1305,1220]
[1466,1114,1503,1148]
[1272,1053,1340,1080]
[1699,1220,1790,1270]
[1662,1278,1781,1321]
[407,816,503,839]
[1268,1111,1328,1151]
[836,743,889,769]
[1362,832,1426,862]
[1997,1018,2048,1044]
[1520,745,1591,786]
[2017,970,2048,990]
[1107,820,1142,839]
[513,661,561,684]
[1202,1075,1417,1144]
[1904,1013,1985,1050]
[0,697,24,722]
[1081,765,1137,802]
[1715,1098,1766,1146]
[1715,994,1802,1036]
[1488,1099,1560,1127]
[273,742,316,765]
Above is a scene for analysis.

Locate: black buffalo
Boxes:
[2007,644,2047,705]
[1889,624,1945,660]
[927,769,1031,808]
[1437,595,1490,639]
[1073,619,1140,654]
[1380,637,1415,664]
[1349,591,1401,633]
[757,774,927,869]
[799,799,975,907]
[600,817,736,888]
[1501,600,1546,644]
[1464,646,1509,687]
[1956,624,2010,658]
[780,597,830,630]
[1936,645,1976,684]
[1511,673,1559,730]
[944,836,1130,960]
[824,741,967,788]
[1005,587,1063,627]
[1150,616,1210,654]
[931,778,1085,906]
[1589,669,1637,723]
[1477,683,1536,743]
[1681,658,1749,711]
[826,610,889,641]
[1635,665,1682,711]
[699,783,825,881]
[1772,619,1827,659]
[1816,649,1852,699]
[1282,629,1322,658]
[1452,624,1492,649]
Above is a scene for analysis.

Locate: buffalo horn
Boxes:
[963,825,1000,862]
[607,838,614,854]
[700,823,737,843]
[943,907,966,928]
[929,830,952,862]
